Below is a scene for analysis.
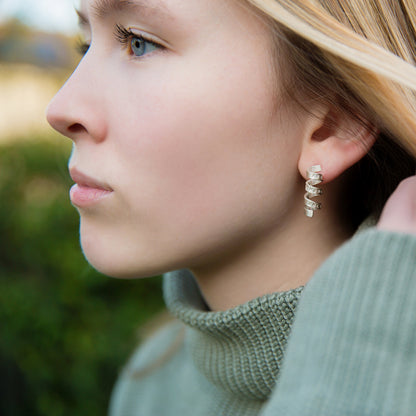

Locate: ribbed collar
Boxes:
[163,269,303,401]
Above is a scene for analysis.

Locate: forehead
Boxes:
[79,0,174,22]
[78,0,262,25]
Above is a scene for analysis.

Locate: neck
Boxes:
[190,190,352,311]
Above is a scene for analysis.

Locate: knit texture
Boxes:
[263,229,416,416]
[109,228,416,416]
[164,269,303,401]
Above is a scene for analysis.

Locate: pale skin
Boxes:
[47,0,416,311]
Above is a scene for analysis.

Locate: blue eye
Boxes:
[114,24,162,58]
[131,36,158,57]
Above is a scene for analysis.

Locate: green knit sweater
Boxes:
[109,228,416,415]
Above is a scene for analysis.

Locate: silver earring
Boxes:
[304,165,323,218]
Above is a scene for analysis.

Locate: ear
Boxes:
[298,107,377,183]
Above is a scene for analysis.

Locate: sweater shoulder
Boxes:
[123,319,185,376]
[263,228,416,415]
[109,319,186,415]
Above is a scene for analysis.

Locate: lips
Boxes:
[69,168,113,207]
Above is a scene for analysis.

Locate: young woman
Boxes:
[47,0,416,414]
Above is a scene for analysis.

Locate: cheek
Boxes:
[110,61,300,235]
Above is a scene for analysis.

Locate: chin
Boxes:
[79,234,170,279]
[77,220,155,278]
[77,218,195,279]
[82,249,166,279]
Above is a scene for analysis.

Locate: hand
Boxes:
[377,175,416,235]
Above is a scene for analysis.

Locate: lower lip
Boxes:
[70,184,113,207]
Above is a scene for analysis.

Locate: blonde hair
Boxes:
[246,0,416,156]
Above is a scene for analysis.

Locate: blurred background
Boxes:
[0,1,165,415]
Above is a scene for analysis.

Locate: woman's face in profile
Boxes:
[47,0,308,278]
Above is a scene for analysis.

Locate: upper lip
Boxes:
[69,168,113,191]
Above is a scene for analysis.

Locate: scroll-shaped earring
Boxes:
[304,165,323,218]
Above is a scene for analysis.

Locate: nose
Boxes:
[46,56,107,143]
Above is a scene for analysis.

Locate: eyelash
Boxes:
[115,24,164,57]
[75,24,164,57]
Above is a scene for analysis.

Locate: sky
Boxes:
[0,0,79,34]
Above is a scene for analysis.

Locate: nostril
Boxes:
[68,123,86,134]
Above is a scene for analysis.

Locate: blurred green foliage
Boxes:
[0,137,165,415]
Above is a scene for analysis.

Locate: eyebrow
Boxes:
[76,0,171,26]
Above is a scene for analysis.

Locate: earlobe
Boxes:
[298,109,377,183]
